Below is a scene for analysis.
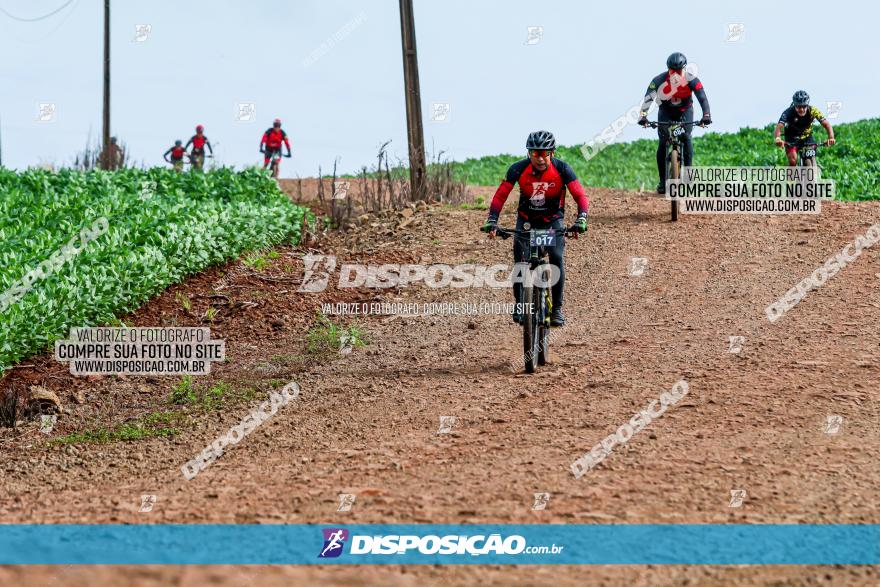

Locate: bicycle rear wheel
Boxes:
[522,285,538,373]
[668,149,680,221]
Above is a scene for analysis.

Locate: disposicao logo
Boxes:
[318,528,349,558]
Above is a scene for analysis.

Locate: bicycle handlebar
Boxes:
[782,140,832,148]
[491,226,580,239]
[642,120,709,129]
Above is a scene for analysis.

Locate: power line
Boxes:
[0,0,75,23]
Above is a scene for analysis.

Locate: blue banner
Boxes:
[1,524,877,565]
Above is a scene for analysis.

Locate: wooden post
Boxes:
[398,0,427,201]
[101,0,111,169]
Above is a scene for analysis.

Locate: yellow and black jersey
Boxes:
[778,105,825,140]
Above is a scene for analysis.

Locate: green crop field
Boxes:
[0,168,310,373]
[454,118,880,200]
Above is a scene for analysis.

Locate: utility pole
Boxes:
[101,0,110,170]
[398,0,426,201]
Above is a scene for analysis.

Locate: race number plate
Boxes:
[531,230,556,247]
[803,148,816,158]
[670,125,686,138]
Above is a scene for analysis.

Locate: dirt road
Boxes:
[2,187,878,585]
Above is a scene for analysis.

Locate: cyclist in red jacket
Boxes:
[260,119,292,170]
[637,52,712,193]
[482,130,590,327]
[185,124,213,171]
[163,140,186,172]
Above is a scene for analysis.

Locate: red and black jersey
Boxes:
[165,146,186,161]
[488,157,589,223]
[188,134,208,151]
[261,128,290,150]
[642,71,710,114]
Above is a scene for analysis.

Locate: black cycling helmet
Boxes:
[792,90,810,106]
[175,140,182,146]
[526,130,556,151]
[666,52,687,70]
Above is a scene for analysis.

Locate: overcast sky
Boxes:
[0,0,875,177]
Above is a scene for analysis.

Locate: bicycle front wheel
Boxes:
[668,148,680,221]
[537,287,550,366]
[522,285,538,374]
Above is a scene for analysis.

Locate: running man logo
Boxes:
[532,492,550,510]
[133,24,152,42]
[139,494,157,513]
[139,180,157,201]
[826,101,842,119]
[319,528,349,558]
[339,331,354,355]
[728,336,745,354]
[37,103,56,123]
[437,415,457,434]
[431,103,451,123]
[299,253,337,293]
[39,415,57,434]
[729,489,747,508]
[726,23,745,42]
[333,181,350,200]
[235,103,256,123]
[337,493,356,512]
[628,257,649,277]
[530,182,552,207]
[524,25,543,45]
[824,414,844,435]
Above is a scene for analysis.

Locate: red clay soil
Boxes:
[1,187,878,586]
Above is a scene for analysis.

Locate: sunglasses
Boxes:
[529,149,553,157]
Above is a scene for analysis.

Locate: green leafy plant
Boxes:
[176,291,192,313]
[168,377,252,411]
[307,312,368,355]
[452,118,880,200]
[459,195,488,210]
[169,375,198,405]
[52,411,184,445]
[0,168,313,373]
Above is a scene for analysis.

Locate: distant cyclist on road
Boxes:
[260,118,292,171]
[163,140,186,172]
[638,52,712,193]
[774,91,835,166]
[481,130,590,327]
[185,124,213,171]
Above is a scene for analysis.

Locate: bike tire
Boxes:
[537,288,550,366]
[669,149,680,221]
[522,285,538,374]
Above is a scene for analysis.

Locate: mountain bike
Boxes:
[189,151,213,172]
[643,120,708,221]
[264,150,290,179]
[783,139,831,168]
[167,158,185,173]
[267,151,282,178]
[493,224,578,374]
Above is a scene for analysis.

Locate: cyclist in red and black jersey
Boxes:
[163,140,186,172]
[637,52,712,193]
[260,118,292,169]
[774,90,835,166]
[185,124,213,171]
[482,130,590,327]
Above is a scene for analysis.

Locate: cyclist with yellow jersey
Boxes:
[774,90,836,166]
